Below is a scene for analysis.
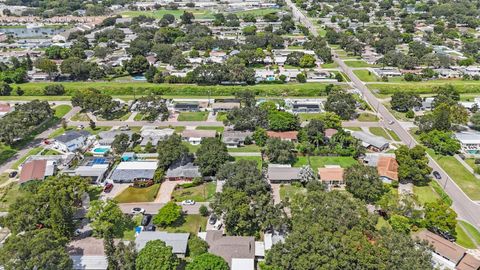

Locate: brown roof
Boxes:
[377,156,398,181]
[318,167,344,181]
[0,103,10,113]
[19,160,47,184]
[205,230,255,266]
[414,230,466,264]
[324,128,338,138]
[212,102,240,109]
[267,131,298,140]
[457,253,480,270]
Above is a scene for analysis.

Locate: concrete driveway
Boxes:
[155,180,188,203]
[99,183,130,200]
[119,202,210,215]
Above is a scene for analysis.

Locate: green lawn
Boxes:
[114,184,160,203]
[12,147,43,169]
[183,142,201,153]
[122,214,143,241]
[233,156,263,169]
[456,223,477,249]
[0,173,10,186]
[353,70,378,82]
[227,144,261,152]
[159,126,186,133]
[428,150,480,201]
[345,127,362,131]
[386,129,401,141]
[369,127,390,140]
[215,112,227,122]
[458,220,480,246]
[196,126,224,133]
[70,112,90,121]
[465,158,476,170]
[298,113,324,122]
[178,112,208,121]
[54,105,72,118]
[171,182,216,202]
[41,149,61,155]
[11,82,338,97]
[413,184,441,205]
[375,217,392,231]
[0,183,24,211]
[294,156,357,171]
[121,9,214,19]
[134,113,144,121]
[234,8,280,17]
[279,184,306,201]
[49,126,110,138]
[344,60,372,68]
[0,144,17,166]
[321,62,338,68]
[163,214,207,234]
[369,80,480,95]
[357,113,379,122]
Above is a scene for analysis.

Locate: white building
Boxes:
[455,132,480,156]
[53,131,91,152]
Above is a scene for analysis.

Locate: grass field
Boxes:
[428,150,480,201]
[357,113,379,122]
[369,127,390,140]
[178,112,208,121]
[121,9,214,19]
[227,144,261,152]
[386,129,401,141]
[369,80,480,95]
[298,113,324,122]
[215,112,227,122]
[233,156,263,169]
[0,183,23,211]
[321,62,339,68]
[171,182,216,202]
[234,8,280,17]
[0,144,17,166]
[456,223,477,249]
[12,147,43,169]
[163,214,207,234]
[70,112,90,121]
[344,60,372,68]
[294,156,357,171]
[196,126,224,132]
[458,220,480,246]
[54,105,72,118]
[353,70,378,82]
[114,184,160,203]
[10,82,340,97]
[279,184,306,201]
[413,184,441,205]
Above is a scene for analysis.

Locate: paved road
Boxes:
[119,202,209,215]
[284,0,480,230]
[68,120,224,127]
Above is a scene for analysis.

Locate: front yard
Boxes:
[171,182,216,202]
[114,184,161,203]
[294,156,358,171]
[177,112,208,121]
[163,214,207,234]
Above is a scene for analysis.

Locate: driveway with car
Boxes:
[155,180,188,203]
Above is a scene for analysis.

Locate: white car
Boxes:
[131,207,145,214]
[213,220,223,230]
[181,200,195,205]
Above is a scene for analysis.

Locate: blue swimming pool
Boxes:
[92,147,109,153]
[132,75,146,81]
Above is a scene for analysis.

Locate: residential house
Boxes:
[376,156,399,184]
[19,160,56,184]
[97,130,133,146]
[455,132,480,156]
[135,232,189,258]
[413,230,480,270]
[286,99,323,114]
[352,131,389,152]
[109,161,157,183]
[68,237,107,270]
[324,128,338,140]
[174,102,200,112]
[66,157,112,183]
[53,131,91,152]
[372,67,402,77]
[181,130,217,145]
[222,131,253,148]
[166,158,201,181]
[255,69,276,82]
[318,166,345,187]
[306,71,331,82]
[418,97,435,111]
[267,164,302,184]
[212,102,240,114]
[201,230,255,270]
[266,131,298,142]
[0,103,11,117]
[140,127,174,147]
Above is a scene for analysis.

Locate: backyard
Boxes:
[171,182,216,202]
[114,184,161,203]
[294,156,358,171]
[279,184,306,201]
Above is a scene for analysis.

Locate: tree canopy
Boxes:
[186,253,229,270]
[345,164,386,203]
[136,240,178,270]
[195,138,231,176]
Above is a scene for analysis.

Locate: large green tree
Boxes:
[86,199,131,238]
[157,134,190,169]
[265,138,296,164]
[186,253,229,270]
[136,240,178,270]
[390,92,422,112]
[152,202,182,227]
[424,200,457,236]
[195,138,231,176]
[324,90,357,120]
[268,110,300,131]
[420,130,460,155]
[395,145,432,184]
[345,164,385,203]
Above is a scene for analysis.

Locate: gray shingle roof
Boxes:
[267,165,301,181]
[166,162,201,178]
[352,131,389,149]
[55,131,90,143]
[135,232,189,254]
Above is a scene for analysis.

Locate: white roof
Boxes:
[255,241,265,257]
[455,132,480,144]
[231,258,255,270]
[71,255,107,270]
[115,161,157,170]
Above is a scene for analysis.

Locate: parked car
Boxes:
[141,214,152,226]
[433,171,442,180]
[208,214,217,225]
[8,171,17,178]
[131,207,145,215]
[213,220,223,230]
[144,224,156,231]
[388,120,394,125]
[181,200,195,205]
[429,227,455,242]
[103,183,114,193]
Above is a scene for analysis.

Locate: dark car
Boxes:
[144,224,156,231]
[208,214,217,225]
[433,171,442,180]
[103,183,114,193]
[8,171,17,178]
[141,214,152,226]
[429,227,455,242]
